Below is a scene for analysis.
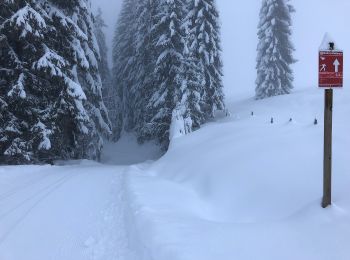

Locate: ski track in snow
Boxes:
[0,164,136,260]
[0,133,161,260]
[0,172,76,244]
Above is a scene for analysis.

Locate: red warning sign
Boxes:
[319,51,343,88]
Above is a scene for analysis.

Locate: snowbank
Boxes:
[126,87,350,260]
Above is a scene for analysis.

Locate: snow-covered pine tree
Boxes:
[50,0,111,159]
[0,0,34,164]
[0,0,111,164]
[0,0,87,164]
[112,0,225,149]
[112,0,138,133]
[180,40,206,132]
[185,0,225,117]
[256,0,296,99]
[94,8,111,107]
[94,8,119,141]
[143,0,186,148]
[131,0,157,142]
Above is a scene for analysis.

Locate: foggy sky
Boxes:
[218,0,350,98]
[91,0,122,66]
[91,0,350,98]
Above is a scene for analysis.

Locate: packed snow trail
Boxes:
[0,134,160,260]
[0,162,133,260]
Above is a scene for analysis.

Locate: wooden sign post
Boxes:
[322,88,333,208]
[318,36,343,208]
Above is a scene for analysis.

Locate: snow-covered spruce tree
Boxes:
[185,0,225,117]
[0,0,79,163]
[112,0,225,149]
[0,0,34,164]
[94,8,111,108]
[142,0,187,148]
[180,42,206,132]
[94,8,119,141]
[50,0,111,159]
[112,0,138,133]
[131,0,157,142]
[0,0,110,164]
[255,0,296,99]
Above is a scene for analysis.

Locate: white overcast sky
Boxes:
[91,0,122,65]
[91,0,350,98]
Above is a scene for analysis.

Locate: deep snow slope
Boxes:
[126,87,350,260]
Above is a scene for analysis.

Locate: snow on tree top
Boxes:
[319,33,342,51]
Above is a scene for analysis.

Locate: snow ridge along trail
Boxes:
[124,88,350,260]
[0,162,134,260]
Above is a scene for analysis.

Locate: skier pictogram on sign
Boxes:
[319,51,343,88]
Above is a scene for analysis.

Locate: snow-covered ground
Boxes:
[0,135,160,260]
[1,87,350,260]
[125,86,350,260]
[0,161,134,260]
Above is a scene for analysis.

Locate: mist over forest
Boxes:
[93,0,350,98]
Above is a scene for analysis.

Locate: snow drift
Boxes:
[126,86,350,260]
